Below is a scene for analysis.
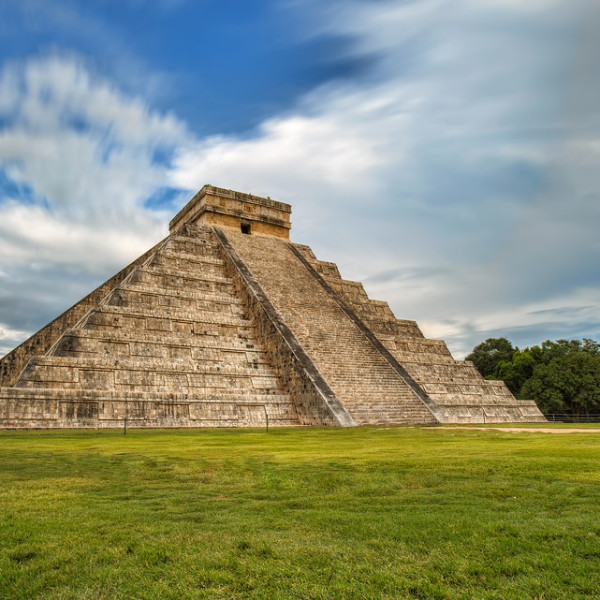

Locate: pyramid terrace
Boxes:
[0,185,545,428]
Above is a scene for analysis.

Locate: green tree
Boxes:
[467,337,600,416]
[465,337,516,378]
[532,339,600,365]
[521,352,600,416]
[495,349,536,396]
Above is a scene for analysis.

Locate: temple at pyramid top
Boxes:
[169,184,292,239]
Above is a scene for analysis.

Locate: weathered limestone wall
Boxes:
[0,389,296,429]
[0,226,302,429]
[301,248,546,424]
[0,239,166,388]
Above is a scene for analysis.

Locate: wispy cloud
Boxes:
[0,53,190,348]
[1,1,599,361]
[168,0,600,356]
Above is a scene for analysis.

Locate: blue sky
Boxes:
[0,0,599,359]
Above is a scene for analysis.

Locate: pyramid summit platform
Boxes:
[0,185,545,428]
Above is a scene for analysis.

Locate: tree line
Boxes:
[466,338,600,417]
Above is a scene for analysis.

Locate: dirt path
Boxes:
[435,426,600,434]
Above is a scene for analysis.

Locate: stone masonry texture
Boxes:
[0,185,546,428]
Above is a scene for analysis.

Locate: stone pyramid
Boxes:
[0,185,545,428]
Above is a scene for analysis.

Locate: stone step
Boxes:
[331,280,369,302]
[430,394,522,407]
[399,360,516,409]
[393,320,424,338]
[436,404,546,423]
[130,265,234,294]
[150,252,227,279]
[345,405,430,416]
[17,356,283,393]
[53,327,260,351]
[368,319,424,338]
[394,338,453,355]
[404,361,483,382]
[107,285,246,316]
[422,382,496,395]
[0,387,301,428]
[2,387,292,402]
[415,374,489,386]
[338,393,435,424]
[115,282,244,307]
[97,297,249,325]
[346,407,432,417]
[82,305,253,337]
[21,355,275,375]
[52,332,269,366]
[158,247,225,267]
[346,300,395,320]
[291,244,316,261]
[348,407,434,426]
[311,260,341,280]
[167,233,221,254]
[393,351,456,365]
[0,415,301,428]
[140,258,230,282]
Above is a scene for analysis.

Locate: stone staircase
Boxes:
[296,245,545,423]
[224,230,437,425]
[1,228,300,428]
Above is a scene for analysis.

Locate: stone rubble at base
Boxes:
[0,185,546,428]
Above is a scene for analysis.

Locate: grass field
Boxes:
[1,426,600,599]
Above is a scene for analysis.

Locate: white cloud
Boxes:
[2,0,600,362]
[472,288,600,334]
[0,200,153,274]
[170,83,403,193]
[167,0,600,358]
[0,52,187,219]
[0,53,190,353]
[0,324,32,358]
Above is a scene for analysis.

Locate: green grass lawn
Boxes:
[1,426,599,599]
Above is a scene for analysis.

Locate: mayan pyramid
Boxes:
[0,185,545,428]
